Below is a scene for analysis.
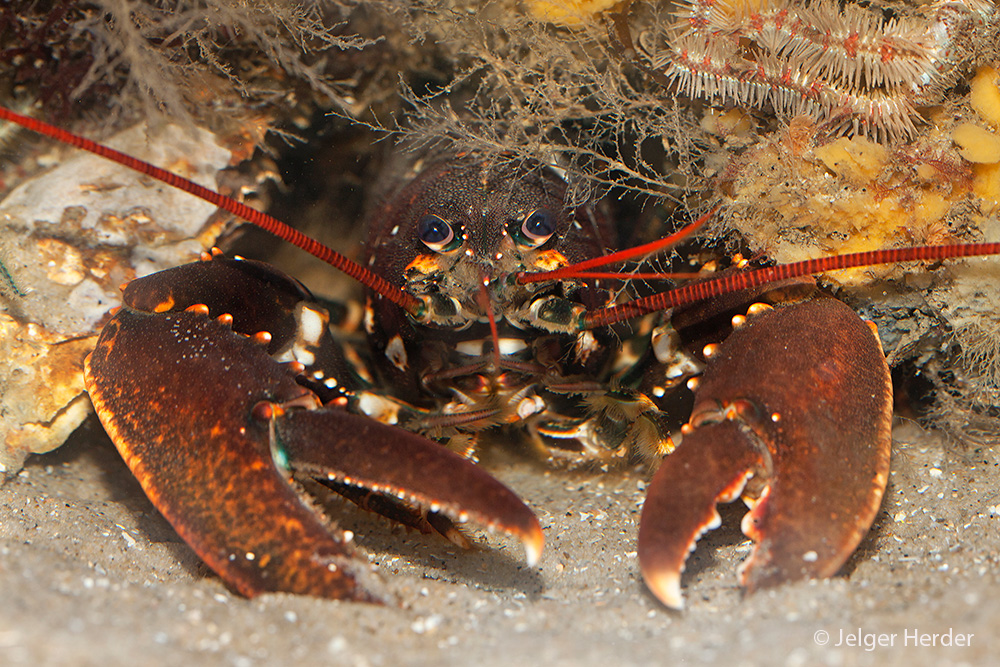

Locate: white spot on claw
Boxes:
[363,302,376,334]
[293,348,316,367]
[299,305,325,344]
[357,393,400,425]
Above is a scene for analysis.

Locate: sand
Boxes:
[1,417,997,666]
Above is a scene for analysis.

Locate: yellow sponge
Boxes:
[527,0,620,25]
[953,123,1000,164]
[971,66,1000,129]
[814,136,888,184]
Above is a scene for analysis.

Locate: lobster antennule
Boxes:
[476,273,503,371]
[0,105,422,315]
[541,271,710,281]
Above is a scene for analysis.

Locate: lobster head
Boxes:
[363,154,613,332]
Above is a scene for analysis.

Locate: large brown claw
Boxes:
[85,257,543,600]
[639,298,892,608]
[86,308,378,600]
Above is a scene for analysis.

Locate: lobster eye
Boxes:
[519,209,556,246]
[417,214,455,252]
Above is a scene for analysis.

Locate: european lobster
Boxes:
[2,106,999,609]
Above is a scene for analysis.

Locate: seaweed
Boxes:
[1,0,380,127]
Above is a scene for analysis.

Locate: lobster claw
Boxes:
[638,298,892,609]
[85,256,542,601]
[273,407,544,566]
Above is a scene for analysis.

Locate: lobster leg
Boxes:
[85,257,543,600]
[639,298,892,608]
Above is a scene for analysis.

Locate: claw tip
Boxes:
[644,568,684,610]
[523,526,544,568]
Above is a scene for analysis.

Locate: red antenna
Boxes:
[0,106,423,316]
[583,243,1000,329]
[517,205,717,285]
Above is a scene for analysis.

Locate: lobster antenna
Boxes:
[517,205,717,284]
[583,243,1000,329]
[544,271,709,280]
[0,106,423,315]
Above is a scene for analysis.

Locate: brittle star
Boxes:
[638,0,997,142]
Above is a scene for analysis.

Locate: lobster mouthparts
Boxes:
[84,256,543,601]
[638,298,892,609]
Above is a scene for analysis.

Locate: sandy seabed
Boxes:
[1,417,997,667]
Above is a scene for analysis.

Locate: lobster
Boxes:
[2,105,999,609]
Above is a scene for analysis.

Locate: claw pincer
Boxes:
[85,256,542,600]
[638,298,892,608]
